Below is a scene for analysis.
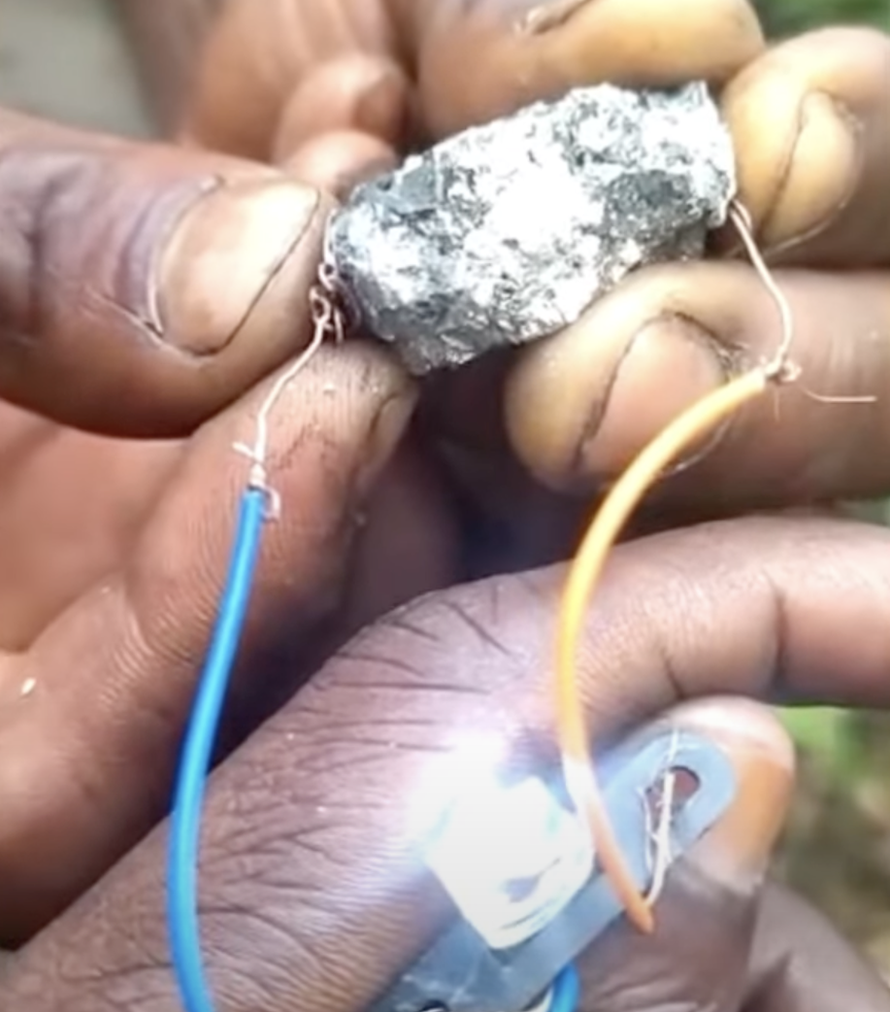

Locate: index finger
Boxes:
[415,0,764,137]
[4,514,890,1009]
[184,0,764,159]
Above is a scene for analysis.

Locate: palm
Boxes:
[0,405,180,651]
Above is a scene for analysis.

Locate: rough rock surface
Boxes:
[326,82,737,374]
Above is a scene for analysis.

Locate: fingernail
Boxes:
[577,316,730,479]
[353,387,419,497]
[158,179,320,354]
[518,0,589,35]
[670,699,796,889]
[762,92,860,251]
[283,131,397,199]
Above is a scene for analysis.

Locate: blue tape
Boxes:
[585,727,736,902]
[371,728,736,1012]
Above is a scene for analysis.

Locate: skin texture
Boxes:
[4,519,890,1010]
[0,0,888,1009]
[182,1,890,553]
[0,110,332,437]
[183,0,765,156]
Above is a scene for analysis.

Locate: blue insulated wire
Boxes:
[550,964,581,1012]
[167,486,266,1012]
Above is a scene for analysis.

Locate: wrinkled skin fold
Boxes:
[4,518,890,1010]
[0,1,888,1010]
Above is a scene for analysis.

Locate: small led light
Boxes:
[425,772,594,951]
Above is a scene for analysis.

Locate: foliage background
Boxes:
[752,0,890,977]
[756,0,889,34]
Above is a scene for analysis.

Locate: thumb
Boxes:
[0,109,332,437]
[577,698,793,1012]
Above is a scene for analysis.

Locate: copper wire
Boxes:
[234,260,344,506]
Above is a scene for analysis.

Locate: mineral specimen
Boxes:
[326,82,737,375]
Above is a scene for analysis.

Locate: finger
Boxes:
[7,514,890,1008]
[0,403,181,652]
[210,435,462,753]
[505,261,890,509]
[745,882,890,1011]
[578,698,793,1012]
[0,343,416,944]
[414,0,764,137]
[0,110,334,438]
[720,27,890,266]
[419,355,597,575]
[271,56,413,164]
[282,130,398,199]
[183,0,406,159]
[339,434,460,635]
[185,0,763,159]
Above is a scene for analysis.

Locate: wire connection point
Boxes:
[553,199,800,937]
[167,258,345,1012]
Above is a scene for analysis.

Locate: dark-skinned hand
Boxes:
[3,518,890,1010]
[184,0,890,556]
[0,0,888,1008]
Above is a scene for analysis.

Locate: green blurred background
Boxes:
[753,0,886,33]
[754,0,890,977]
[756,0,889,34]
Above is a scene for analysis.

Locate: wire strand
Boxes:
[239,316,328,491]
[728,204,793,380]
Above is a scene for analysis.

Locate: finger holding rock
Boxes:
[282,130,398,199]
[0,110,335,438]
[504,261,890,510]
[414,0,764,138]
[720,26,890,266]
[185,0,765,158]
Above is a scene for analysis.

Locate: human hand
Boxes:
[2,514,890,1010]
[2,0,886,966]
[0,109,464,944]
[0,0,767,943]
[185,1,890,567]
[0,0,730,944]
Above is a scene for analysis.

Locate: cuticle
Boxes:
[658,311,747,480]
[158,180,322,359]
[570,323,642,475]
[754,95,807,248]
[760,91,863,259]
[761,92,866,261]
[214,185,322,357]
[572,312,744,482]
[670,310,743,376]
[147,175,224,344]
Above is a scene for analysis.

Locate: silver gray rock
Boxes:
[326,82,736,375]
